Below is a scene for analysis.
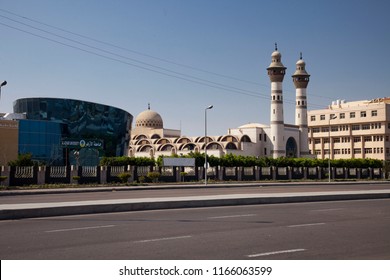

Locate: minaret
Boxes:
[292,53,310,157]
[267,43,286,158]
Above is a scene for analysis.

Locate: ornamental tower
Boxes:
[267,43,286,158]
[292,53,310,157]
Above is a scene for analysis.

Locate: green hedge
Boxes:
[100,153,383,169]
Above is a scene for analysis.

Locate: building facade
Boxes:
[0,117,19,166]
[129,46,311,159]
[308,98,390,161]
[12,98,133,165]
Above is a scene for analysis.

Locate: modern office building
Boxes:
[12,97,133,165]
[129,46,311,159]
[307,98,390,161]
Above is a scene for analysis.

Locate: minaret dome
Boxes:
[267,43,287,82]
[292,53,310,88]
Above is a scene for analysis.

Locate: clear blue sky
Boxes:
[1,0,389,136]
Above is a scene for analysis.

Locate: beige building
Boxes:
[308,98,390,161]
[0,117,19,166]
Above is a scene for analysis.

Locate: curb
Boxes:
[1,180,388,196]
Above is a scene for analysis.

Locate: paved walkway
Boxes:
[1,181,390,220]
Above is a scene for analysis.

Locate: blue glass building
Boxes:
[14,98,132,165]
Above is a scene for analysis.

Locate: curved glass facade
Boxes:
[14,98,132,165]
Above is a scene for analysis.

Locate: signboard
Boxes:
[61,138,103,149]
[163,158,195,167]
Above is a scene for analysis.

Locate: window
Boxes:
[264,148,267,155]
[340,113,345,119]
[331,126,338,132]
[353,148,362,154]
[364,148,373,154]
[364,136,372,142]
[312,127,320,133]
[350,112,355,118]
[361,111,366,117]
[333,138,340,143]
[354,137,361,142]
[320,115,325,120]
[330,114,336,119]
[321,127,329,132]
[314,139,321,144]
[362,124,370,130]
[311,116,316,121]
[352,125,360,130]
[342,137,350,143]
[371,110,377,117]
[259,134,262,141]
[334,149,341,154]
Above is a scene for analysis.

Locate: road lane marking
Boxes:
[207,214,256,219]
[287,223,325,228]
[311,208,344,212]
[247,248,306,257]
[45,225,115,233]
[133,235,192,243]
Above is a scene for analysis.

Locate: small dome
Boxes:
[292,55,309,77]
[296,59,306,66]
[271,50,281,58]
[135,109,163,128]
[268,44,285,69]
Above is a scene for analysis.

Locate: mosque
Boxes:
[128,45,311,159]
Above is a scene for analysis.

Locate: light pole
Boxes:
[204,105,213,185]
[0,81,7,106]
[328,114,337,182]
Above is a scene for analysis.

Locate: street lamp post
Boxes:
[328,114,337,182]
[0,81,7,106]
[204,105,213,185]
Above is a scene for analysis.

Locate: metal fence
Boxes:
[0,165,384,187]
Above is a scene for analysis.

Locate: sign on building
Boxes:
[61,138,103,149]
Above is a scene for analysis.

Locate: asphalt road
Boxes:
[1,182,390,204]
[1,198,389,259]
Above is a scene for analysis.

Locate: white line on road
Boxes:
[247,249,306,258]
[311,208,344,212]
[134,235,192,243]
[207,214,256,219]
[45,225,115,233]
[287,223,325,228]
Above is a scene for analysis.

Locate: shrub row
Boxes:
[100,152,383,168]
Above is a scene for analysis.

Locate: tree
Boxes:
[8,153,35,167]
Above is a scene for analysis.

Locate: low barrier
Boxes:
[0,165,384,187]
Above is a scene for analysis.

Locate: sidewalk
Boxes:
[1,180,389,196]
[1,181,390,220]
